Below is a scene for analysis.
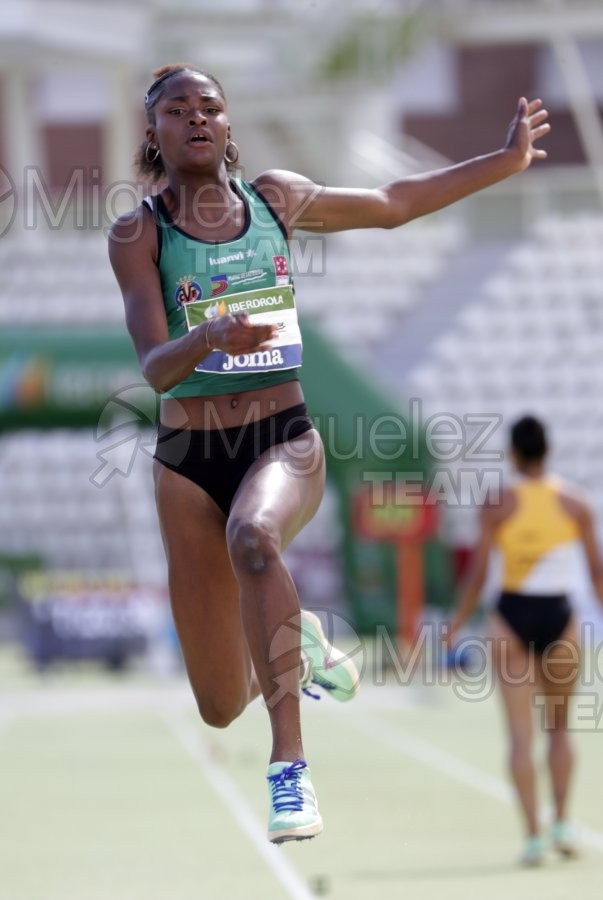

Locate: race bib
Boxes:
[184,284,303,374]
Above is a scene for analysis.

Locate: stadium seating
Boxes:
[405,211,603,544]
[2,211,603,575]
[0,230,125,324]
[298,216,467,355]
[0,428,166,580]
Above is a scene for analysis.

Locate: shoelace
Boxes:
[309,672,336,693]
[302,669,340,700]
[300,651,322,700]
[267,759,307,813]
[302,685,321,700]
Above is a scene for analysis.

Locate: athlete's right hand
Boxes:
[204,314,278,355]
[441,616,461,648]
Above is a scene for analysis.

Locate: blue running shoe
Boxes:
[267,759,323,844]
[300,610,360,702]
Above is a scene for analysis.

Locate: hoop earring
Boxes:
[145,142,160,163]
[224,140,240,165]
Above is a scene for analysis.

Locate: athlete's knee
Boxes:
[548,721,572,745]
[542,690,573,732]
[195,693,246,729]
[226,516,280,576]
[509,745,532,776]
[509,732,532,767]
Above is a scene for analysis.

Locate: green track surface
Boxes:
[1,644,602,900]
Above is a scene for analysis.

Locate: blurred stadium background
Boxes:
[1,1,603,898]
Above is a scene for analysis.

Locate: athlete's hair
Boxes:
[135,63,231,182]
[510,415,548,462]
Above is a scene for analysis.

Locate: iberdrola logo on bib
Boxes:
[183,285,303,375]
[205,299,228,319]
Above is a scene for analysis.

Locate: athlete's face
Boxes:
[147,72,230,176]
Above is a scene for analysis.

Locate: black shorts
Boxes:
[153,402,314,517]
[496,591,572,655]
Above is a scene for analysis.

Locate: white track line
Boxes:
[339,709,603,854]
[1,686,314,896]
[160,711,315,900]
[7,681,603,858]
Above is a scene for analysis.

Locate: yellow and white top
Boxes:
[496,476,580,594]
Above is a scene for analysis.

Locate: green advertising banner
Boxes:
[0,327,153,428]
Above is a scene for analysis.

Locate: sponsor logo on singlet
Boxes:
[210,274,229,296]
[174,277,202,308]
[273,255,289,285]
[208,249,256,266]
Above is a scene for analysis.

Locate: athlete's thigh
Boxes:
[153,461,251,699]
[488,612,537,741]
[229,428,326,549]
[538,617,580,730]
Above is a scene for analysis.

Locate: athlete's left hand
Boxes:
[504,97,550,172]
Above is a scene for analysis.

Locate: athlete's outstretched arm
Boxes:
[254,97,549,234]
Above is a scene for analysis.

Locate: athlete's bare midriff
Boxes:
[159,379,305,430]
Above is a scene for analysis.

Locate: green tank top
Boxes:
[147,179,302,398]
